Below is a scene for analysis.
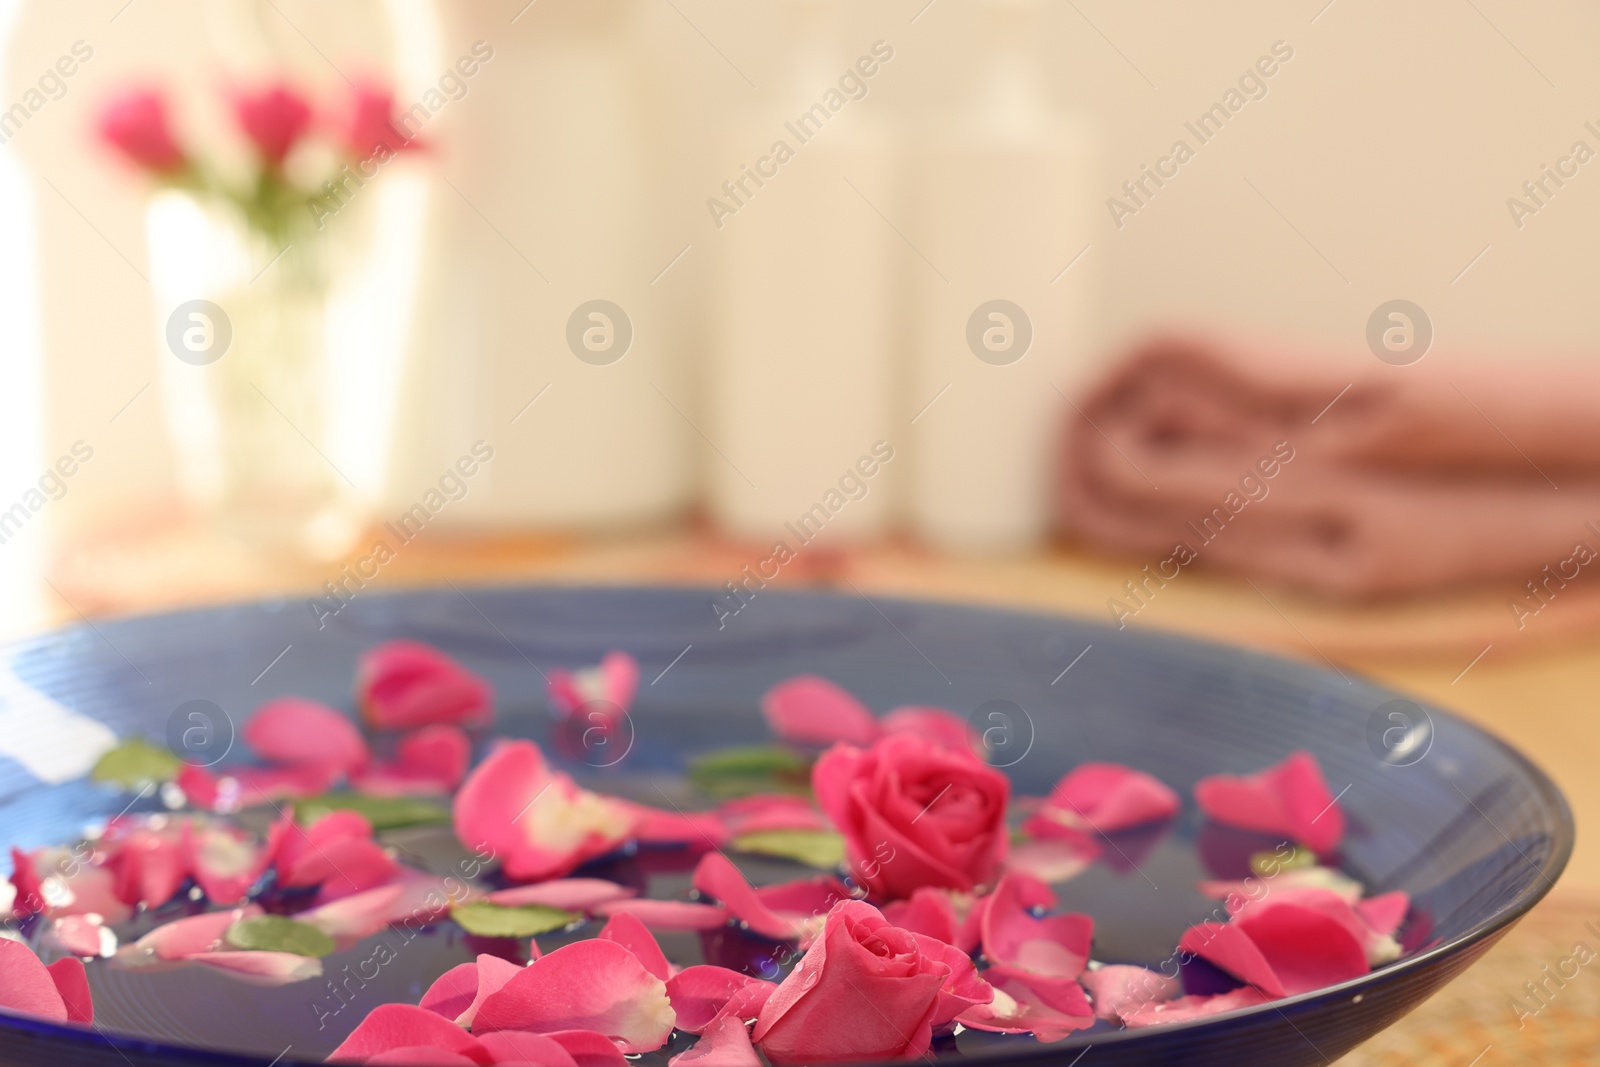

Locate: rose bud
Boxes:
[814,733,1010,901]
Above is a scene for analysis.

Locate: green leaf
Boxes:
[731,828,846,869]
[688,745,813,799]
[296,793,450,831]
[91,738,181,789]
[224,915,337,958]
[450,901,579,938]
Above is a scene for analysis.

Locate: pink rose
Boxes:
[752,899,991,1064]
[97,89,185,174]
[356,640,492,729]
[230,83,313,166]
[335,80,423,161]
[814,734,1010,900]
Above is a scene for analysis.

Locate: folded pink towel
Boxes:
[1056,334,1600,598]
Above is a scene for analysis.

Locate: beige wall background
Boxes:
[4,0,1597,537]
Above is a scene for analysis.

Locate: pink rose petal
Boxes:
[488,879,636,913]
[719,795,828,835]
[667,966,778,1034]
[106,824,188,910]
[1005,835,1101,884]
[1357,891,1411,938]
[298,883,407,941]
[1198,865,1364,908]
[46,958,94,1024]
[329,1003,491,1063]
[358,641,493,730]
[375,866,476,926]
[1027,763,1181,835]
[957,876,1052,956]
[879,706,976,752]
[755,876,854,936]
[461,955,524,1029]
[419,961,480,1023]
[366,1049,478,1067]
[1195,751,1345,855]
[670,1011,761,1067]
[174,765,222,813]
[189,950,323,984]
[1122,986,1270,1029]
[474,939,676,1054]
[548,652,639,718]
[0,939,69,1021]
[398,724,471,786]
[591,899,729,931]
[243,698,369,776]
[12,850,130,923]
[453,741,636,882]
[628,806,729,848]
[981,874,1094,987]
[761,676,881,747]
[475,1029,579,1067]
[1228,886,1402,966]
[1079,964,1179,1022]
[956,970,1094,1042]
[273,811,397,899]
[1181,899,1370,998]
[882,888,961,945]
[599,911,671,980]
[693,853,837,942]
[46,915,113,958]
[544,1030,631,1067]
[8,846,44,918]
[184,821,270,905]
[182,764,341,813]
[912,932,996,1029]
[128,905,262,961]
[356,725,472,797]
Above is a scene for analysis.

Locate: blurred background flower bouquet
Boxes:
[95,78,423,556]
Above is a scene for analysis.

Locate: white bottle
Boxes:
[394,0,690,531]
[907,0,1096,553]
[706,0,899,546]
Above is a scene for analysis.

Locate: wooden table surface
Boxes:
[22,518,1600,1064]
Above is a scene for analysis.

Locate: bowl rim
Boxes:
[0,581,1576,1066]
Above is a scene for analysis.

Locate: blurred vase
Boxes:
[148,192,357,556]
[907,0,1097,554]
[391,0,690,532]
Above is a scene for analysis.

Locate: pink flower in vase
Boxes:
[96,89,186,174]
[335,80,425,162]
[230,83,313,166]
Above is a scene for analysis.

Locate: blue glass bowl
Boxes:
[0,585,1572,1066]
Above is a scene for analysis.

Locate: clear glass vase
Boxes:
[149,193,357,559]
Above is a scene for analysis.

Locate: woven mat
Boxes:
[1338,891,1599,1066]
